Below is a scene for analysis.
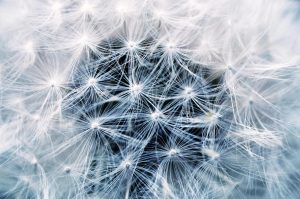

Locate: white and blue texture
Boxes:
[0,0,300,198]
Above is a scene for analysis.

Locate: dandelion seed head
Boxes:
[0,0,299,198]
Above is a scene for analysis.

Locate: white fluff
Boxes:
[0,0,300,198]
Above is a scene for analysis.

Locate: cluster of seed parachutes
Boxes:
[66,39,226,195]
[1,0,300,198]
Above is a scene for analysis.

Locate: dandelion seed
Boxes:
[121,157,132,169]
[80,1,94,14]
[126,41,138,50]
[63,166,71,174]
[48,79,58,88]
[165,42,177,53]
[87,77,97,87]
[23,41,34,53]
[51,2,62,13]
[202,148,220,160]
[204,112,219,124]
[231,129,283,148]
[150,109,163,121]
[115,1,134,16]
[129,83,143,96]
[167,148,180,157]
[90,120,100,129]
[182,86,195,99]
[78,34,89,46]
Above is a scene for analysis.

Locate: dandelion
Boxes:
[0,0,300,198]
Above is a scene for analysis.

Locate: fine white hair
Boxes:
[1,0,300,198]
